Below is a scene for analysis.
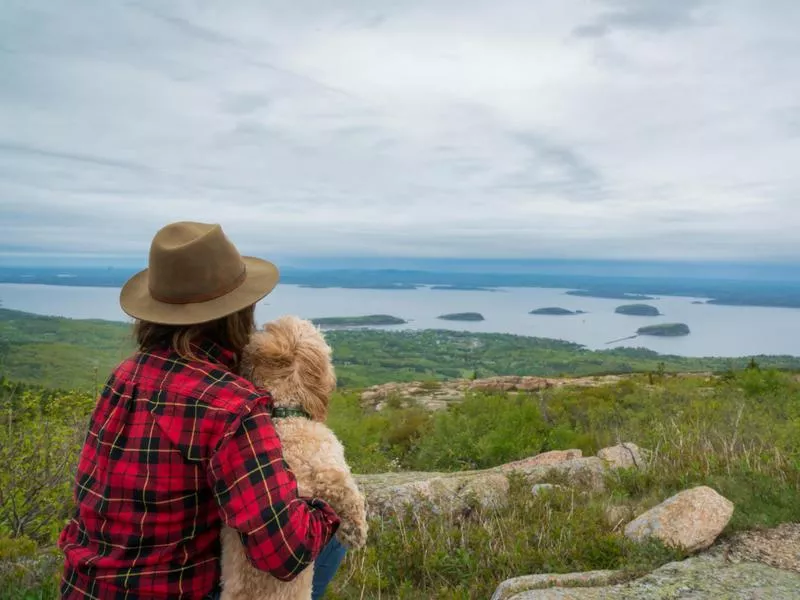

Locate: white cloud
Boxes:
[0,0,798,260]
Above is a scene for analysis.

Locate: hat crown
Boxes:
[148,222,246,304]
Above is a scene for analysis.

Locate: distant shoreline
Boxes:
[2,286,799,358]
[2,267,800,309]
[2,307,800,394]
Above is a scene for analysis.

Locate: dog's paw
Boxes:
[336,516,368,550]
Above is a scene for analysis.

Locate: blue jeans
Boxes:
[311,536,347,599]
[207,537,346,600]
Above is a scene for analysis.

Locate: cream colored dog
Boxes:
[220,315,368,600]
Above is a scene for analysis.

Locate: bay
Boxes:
[1,283,799,357]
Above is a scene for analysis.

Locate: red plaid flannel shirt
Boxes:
[58,340,340,599]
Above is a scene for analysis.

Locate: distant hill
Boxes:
[4,265,800,308]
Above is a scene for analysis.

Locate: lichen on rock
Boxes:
[493,554,800,599]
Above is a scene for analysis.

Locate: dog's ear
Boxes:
[243,316,336,422]
[240,329,293,383]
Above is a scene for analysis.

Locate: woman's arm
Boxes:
[207,399,340,581]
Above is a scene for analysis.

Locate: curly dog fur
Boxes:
[220,316,368,600]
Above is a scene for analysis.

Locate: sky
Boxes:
[1,0,799,262]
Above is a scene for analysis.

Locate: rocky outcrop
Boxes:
[469,376,563,393]
[356,471,508,516]
[491,554,800,599]
[359,381,467,411]
[492,570,620,600]
[500,449,583,468]
[357,460,603,517]
[492,521,800,599]
[357,446,639,517]
[597,443,645,470]
[356,439,800,599]
[624,486,734,552]
[360,375,624,411]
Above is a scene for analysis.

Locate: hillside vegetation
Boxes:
[3,309,800,391]
[2,367,799,598]
[2,309,800,598]
[0,309,131,391]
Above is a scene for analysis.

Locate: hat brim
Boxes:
[119,256,279,325]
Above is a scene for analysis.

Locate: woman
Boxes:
[59,222,345,599]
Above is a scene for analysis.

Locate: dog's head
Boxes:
[241,315,336,422]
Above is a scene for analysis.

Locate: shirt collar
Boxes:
[190,339,238,370]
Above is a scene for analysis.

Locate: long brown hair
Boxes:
[134,305,256,364]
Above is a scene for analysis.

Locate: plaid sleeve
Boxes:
[207,398,340,581]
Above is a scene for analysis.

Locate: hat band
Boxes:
[149,264,248,305]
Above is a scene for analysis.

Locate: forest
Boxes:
[3,308,800,391]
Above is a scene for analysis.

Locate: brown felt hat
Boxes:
[120,222,279,325]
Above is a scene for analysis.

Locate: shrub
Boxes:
[410,393,549,471]
[0,535,61,600]
[3,370,800,598]
[0,382,93,543]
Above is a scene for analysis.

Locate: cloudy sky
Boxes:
[1,0,798,262]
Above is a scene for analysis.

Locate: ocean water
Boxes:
[1,283,799,358]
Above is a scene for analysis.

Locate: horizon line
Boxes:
[1,254,799,266]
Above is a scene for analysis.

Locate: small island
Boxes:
[437,312,485,321]
[615,304,661,317]
[529,307,586,316]
[637,323,691,337]
[566,290,655,301]
[311,315,407,327]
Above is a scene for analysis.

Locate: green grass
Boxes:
[2,369,799,598]
[323,370,800,598]
[328,478,685,600]
[330,371,800,477]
